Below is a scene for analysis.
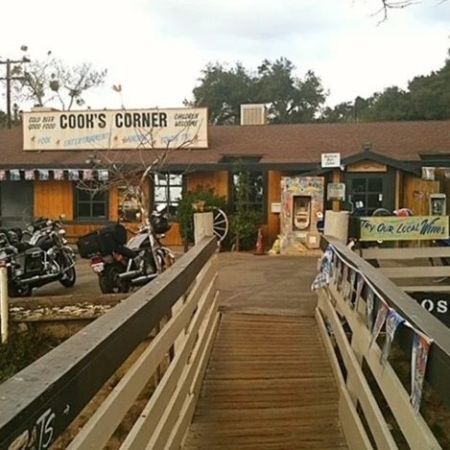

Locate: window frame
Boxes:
[74,183,109,221]
[152,172,184,217]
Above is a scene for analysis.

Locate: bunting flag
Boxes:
[366,289,375,330]
[370,301,389,348]
[381,309,405,364]
[411,333,433,414]
[353,275,364,311]
[9,169,21,181]
[311,272,329,291]
[68,169,80,181]
[0,170,6,181]
[334,259,343,287]
[38,169,50,181]
[24,170,35,180]
[83,169,94,181]
[339,263,348,293]
[53,169,64,180]
[98,169,109,181]
[348,269,357,299]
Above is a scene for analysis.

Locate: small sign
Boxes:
[327,183,345,201]
[271,202,281,213]
[359,216,449,241]
[410,292,449,327]
[321,153,341,168]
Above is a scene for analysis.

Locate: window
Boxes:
[231,171,266,214]
[75,186,108,220]
[153,173,183,216]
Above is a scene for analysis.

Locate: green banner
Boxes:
[359,216,449,241]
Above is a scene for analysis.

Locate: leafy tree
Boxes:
[10,48,107,110]
[188,58,327,125]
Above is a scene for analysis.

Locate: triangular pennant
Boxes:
[381,309,405,365]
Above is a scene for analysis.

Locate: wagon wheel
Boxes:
[212,207,229,244]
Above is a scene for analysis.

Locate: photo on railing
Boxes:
[370,301,389,348]
[411,332,433,414]
[381,309,405,364]
[353,274,364,311]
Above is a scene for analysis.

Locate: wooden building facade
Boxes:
[0,117,449,246]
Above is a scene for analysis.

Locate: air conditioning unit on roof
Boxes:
[240,104,267,126]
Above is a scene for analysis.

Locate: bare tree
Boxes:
[11,47,107,110]
[374,0,447,22]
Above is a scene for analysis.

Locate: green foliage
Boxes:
[177,186,226,248]
[188,57,326,125]
[0,327,60,382]
[230,169,263,251]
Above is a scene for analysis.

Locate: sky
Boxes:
[0,0,449,111]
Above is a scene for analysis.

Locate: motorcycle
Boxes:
[0,218,76,297]
[77,212,175,294]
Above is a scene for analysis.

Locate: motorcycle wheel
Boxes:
[58,250,77,288]
[9,284,32,297]
[99,264,130,294]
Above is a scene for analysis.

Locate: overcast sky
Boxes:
[0,0,449,111]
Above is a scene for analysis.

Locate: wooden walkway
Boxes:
[183,312,347,449]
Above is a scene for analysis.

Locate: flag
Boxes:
[366,289,375,330]
[353,275,364,311]
[82,169,94,181]
[53,169,64,180]
[311,272,329,291]
[370,301,389,348]
[38,169,50,180]
[24,170,35,180]
[9,169,20,181]
[0,170,6,181]
[381,310,405,364]
[411,333,433,414]
[68,169,80,181]
[98,169,109,181]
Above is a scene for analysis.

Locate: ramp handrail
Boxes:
[0,236,218,450]
[315,235,450,450]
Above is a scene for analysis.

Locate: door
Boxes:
[0,181,34,227]
[345,171,395,217]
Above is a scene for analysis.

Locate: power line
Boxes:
[0,57,29,128]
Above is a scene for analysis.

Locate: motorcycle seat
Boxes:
[115,245,138,259]
[15,242,33,252]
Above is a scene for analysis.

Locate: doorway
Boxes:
[0,181,34,227]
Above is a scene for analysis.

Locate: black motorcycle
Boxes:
[77,212,175,294]
[0,218,76,297]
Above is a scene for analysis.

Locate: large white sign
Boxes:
[321,152,341,168]
[23,108,208,150]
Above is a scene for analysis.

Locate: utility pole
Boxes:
[0,57,29,128]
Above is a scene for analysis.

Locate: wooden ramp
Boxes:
[182,313,348,450]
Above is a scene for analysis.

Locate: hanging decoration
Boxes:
[68,169,80,181]
[411,332,433,414]
[98,169,109,181]
[24,170,35,180]
[353,275,364,311]
[9,169,21,181]
[369,298,389,348]
[53,169,64,180]
[381,309,405,364]
[83,169,94,181]
[366,289,375,330]
[38,169,50,180]
[0,170,6,181]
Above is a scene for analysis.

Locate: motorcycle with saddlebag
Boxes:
[77,214,174,294]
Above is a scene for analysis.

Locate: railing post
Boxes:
[194,212,214,244]
[0,264,8,344]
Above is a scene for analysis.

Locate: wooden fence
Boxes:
[0,236,218,450]
[316,236,450,450]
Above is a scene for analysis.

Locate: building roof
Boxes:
[0,120,449,170]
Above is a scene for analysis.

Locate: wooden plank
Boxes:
[380,266,450,278]
[360,246,450,260]
[315,307,373,450]
[182,314,347,450]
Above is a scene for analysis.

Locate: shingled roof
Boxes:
[0,120,449,169]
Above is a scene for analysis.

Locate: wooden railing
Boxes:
[0,236,218,450]
[315,236,450,450]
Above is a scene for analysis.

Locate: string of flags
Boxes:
[0,169,109,182]
[312,244,434,415]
